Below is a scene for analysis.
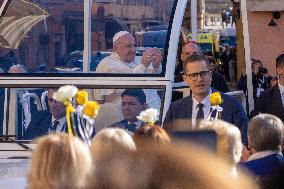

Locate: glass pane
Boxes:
[0,86,165,140]
[0,0,84,73]
[91,0,175,75]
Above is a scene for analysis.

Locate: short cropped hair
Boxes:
[183,54,210,72]
[276,54,284,68]
[248,114,284,152]
[121,89,146,105]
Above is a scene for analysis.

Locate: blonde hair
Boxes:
[91,142,258,189]
[91,128,136,156]
[90,128,136,188]
[27,133,92,189]
[199,120,243,165]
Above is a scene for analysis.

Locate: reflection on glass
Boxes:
[0,87,164,140]
[0,0,84,73]
[95,31,163,74]
[0,0,175,74]
[91,0,175,74]
[94,87,162,132]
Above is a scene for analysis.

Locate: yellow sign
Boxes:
[187,33,213,43]
[197,33,213,43]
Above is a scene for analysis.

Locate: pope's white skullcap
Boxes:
[113,31,130,44]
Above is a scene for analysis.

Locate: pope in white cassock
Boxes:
[94,31,162,131]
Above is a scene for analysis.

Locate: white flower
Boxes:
[52,85,78,103]
[137,108,159,124]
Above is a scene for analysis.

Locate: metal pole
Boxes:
[83,0,92,72]
[241,0,254,111]
[191,0,198,41]
[0,0,10,15]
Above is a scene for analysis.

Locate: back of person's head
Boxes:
[276,54,284,68]
[90,128,136,188]
[121,89,146,105]
[91,128,136,157]
[27,133,92,189]
[128,142,258,189]
[199,120,243,166]
[133,125,171,148]
[8,64,28,73]
[248,114,284,152]
[180,41,201,62]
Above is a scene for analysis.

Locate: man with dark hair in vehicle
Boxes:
[111,89,148,135]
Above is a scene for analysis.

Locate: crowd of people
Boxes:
[25,111,283,189]
[221,8,236,28]
[1,30,284,188]
[23,31,284,189]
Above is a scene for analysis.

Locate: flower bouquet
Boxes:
[207,92,223,120]
[52,85,100,145]
[137,108,159,126]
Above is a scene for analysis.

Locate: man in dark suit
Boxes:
[163,54,248,144]
[24,88,67,139]
[253,54,284,122]
[111,89,148,135]
[240,114,284,185]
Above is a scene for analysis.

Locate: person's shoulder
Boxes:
[244,154,284,172]
[95,54,116,72]
[220,92,237,102]
[110,119,127,128]
[98,54,113,65]
[220,91,244,109]
[259,84,279,98]
[170,95,191,108]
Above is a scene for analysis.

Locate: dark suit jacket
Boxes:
[253,84,284,122]
[242,154,284,177]
[163,90,248,144]
[23,112,92,140]
[24,111,53,140]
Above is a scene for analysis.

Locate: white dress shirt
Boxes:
[278,82,284,107]
[191,89,212,129]
[50,116,66,133]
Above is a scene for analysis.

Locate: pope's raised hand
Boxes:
[152,48,162,68]
[141,48,158,68]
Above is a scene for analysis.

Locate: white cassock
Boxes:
[94,52,162,131]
